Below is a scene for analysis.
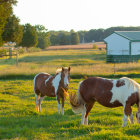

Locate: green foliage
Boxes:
[0,0,17,46]
[35,25,50,49]
[49,27,140,46]
[93,44,98,49]
[50,30,80,46]
[58,32,70,45]
[2,15,23,45]
[0,48,7,56]
[50,33,58,45]
[70,30,80,45]
[20,24,38,48]
[17,47,26,54]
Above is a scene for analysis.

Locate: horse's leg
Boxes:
[84,101,95,125]
[35,93,40,112]
[81,104,86,125]
[39,96,44,112]
[123,103,132,127]
[129,113,134,124]
[56,96,61,114]
[61,97,64,115]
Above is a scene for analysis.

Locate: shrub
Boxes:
[93,44,98,49]
[18,48,26,54]
[0,48,7,57]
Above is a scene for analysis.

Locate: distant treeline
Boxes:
[50,26,140,46]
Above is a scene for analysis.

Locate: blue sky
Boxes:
[13,0,140,31]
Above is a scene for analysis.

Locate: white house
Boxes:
[104,31,140,62]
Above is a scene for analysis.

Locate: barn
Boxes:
[104,31,140,62]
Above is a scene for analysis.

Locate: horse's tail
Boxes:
[69,82,85,114]
[61,87,69,100]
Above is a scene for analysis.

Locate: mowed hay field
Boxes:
[0,45,140,139]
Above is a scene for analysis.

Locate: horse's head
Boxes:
[61,67,71,89]
[136,108,140,123]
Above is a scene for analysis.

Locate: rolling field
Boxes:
[0,48,140,139]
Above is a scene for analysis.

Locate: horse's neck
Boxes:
[52,73,62,94]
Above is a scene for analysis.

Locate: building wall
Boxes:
[104,33,130,55]
[131,42,140,55]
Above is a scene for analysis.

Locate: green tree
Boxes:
[70,30,80,45]
[2,15,23,45]
[58,32,70,45]
[35,25,50,49]
[50,33,58,45]
[20,24,38,48]
[0,0,17,46]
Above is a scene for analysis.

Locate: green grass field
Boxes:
[0,49,140,139]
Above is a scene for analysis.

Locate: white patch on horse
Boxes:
[45,76,52,86]
[81,104,87,125]
[110,78,139,105]
[52,73,61,95]
[64,72,69,87]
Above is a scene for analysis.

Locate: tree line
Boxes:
[50,26,140,45]
[1,0,140,49]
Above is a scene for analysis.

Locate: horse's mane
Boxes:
[121,77,140,106]
[56,68,62,74]
[56,67,69,74]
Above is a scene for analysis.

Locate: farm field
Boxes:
[0,47,140,139]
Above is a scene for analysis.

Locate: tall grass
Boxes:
[1,49,140,79]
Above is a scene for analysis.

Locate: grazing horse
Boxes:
[33,67,70,115]
[69,77,140,127]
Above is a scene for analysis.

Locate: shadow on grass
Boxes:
[1,73,140,81]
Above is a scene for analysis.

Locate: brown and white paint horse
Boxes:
[70,77,140,127]
[33,67,70,115]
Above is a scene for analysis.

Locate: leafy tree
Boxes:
[35,25,50,49]
[2,15,23,45]
[0,0,17,46]
[58,32,70,45]
[70,30,80,45]
[20,24,38,48]
[50,33,58,46]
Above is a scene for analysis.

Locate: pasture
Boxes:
[0,48,140,139]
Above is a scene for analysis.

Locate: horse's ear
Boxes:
[62,67,64,71]
[68,66,71,71]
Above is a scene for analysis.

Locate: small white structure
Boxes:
[104,31,140,62]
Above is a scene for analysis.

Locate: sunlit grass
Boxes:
[1,49,140,79]
[0,49,140,139]
[0,79,139,139]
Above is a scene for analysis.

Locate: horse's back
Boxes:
[80,77,139,107]
[79,77,113,102]
[33,73,50,93]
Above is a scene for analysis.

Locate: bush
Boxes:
[18,48,26,54]
[93,44,98,49]
[0,48,7,57]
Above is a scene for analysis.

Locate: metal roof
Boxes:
[115,31,140,41]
